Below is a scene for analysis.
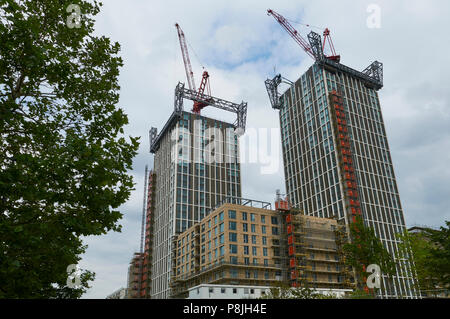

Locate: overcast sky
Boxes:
[78,0,450,298]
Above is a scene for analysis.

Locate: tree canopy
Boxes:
[397,222,450,297]
[342,216,396,292]
[0,0,139,298]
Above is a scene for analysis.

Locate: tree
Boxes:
[397,222,450,297]
[0,0,139,298]
[344,289,375,299]
[427,222,450,289]
[260,282,335,299]
[342,216,396,295]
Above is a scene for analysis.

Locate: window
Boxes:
[272,227,279,235]
[219,246,225,256]
[243,234,249,243]
[208,220,211,228]
[230,256,238,264]
[229,244,238,254]
[242,212,247,220]
[219,223,224,233]
[229,221,236,231]
[221,288,226,294]
[243,223,248,232]
[244,257,250,265]
[250,289,255,294]
[264,259,269,266]
[250,213,255,221]
[261,215,266,223]
[252,247,257,256]
[214,215,217,225]
[229,232,237,242]
[219,211,224,222]
[263,248,268,256]
[254,270,258,279]
[251,224,256,232]
[262,236,267,245]
[261,226,266,234]
[233,288,237,294]
[209,288,214,293]
[208,230,211,239]
[219,234,224,244]
[244,246,249,255]
[264,272,269,280]
[228,210,236,219]
[214,227,218,236]
[251,235,257,244]
[271,216,279,225]
[230,269,238,278]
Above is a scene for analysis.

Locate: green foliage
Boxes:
[344,289,375,299]
[0,0,139,298]
[260,282,336,299]
[397,222,450,295]
[342,216,396,289]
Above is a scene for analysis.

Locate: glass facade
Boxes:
[150,111,241,299]
[279,63,418,298]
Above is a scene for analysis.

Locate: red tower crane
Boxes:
[175,23,211,114]
[322,28,340,62]
[267,9,340,62]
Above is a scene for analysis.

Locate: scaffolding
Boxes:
[328,89,363,224]
[141,171,156,298]
[334,222,356,288]
[276,197,354,290]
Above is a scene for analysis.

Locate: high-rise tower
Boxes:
[266,51,418,298]
[146,83,247,298]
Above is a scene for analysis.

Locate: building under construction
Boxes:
[169,196,354,298]
[265,9,419,298]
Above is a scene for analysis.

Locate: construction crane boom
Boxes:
[267,9,340,63]
[175,23,196,91]
[267,9,315,60]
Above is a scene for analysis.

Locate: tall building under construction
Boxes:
[265,18,419,297]
[145,82,247,299]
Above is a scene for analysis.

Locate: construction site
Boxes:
[168,196,354,298]
[123,8,417,299]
